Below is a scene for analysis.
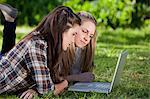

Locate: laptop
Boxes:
[68,50,128,94]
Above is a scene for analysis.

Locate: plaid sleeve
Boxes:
[25,39,54,94]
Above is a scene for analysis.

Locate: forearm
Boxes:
[65,74,79,82]
[66,72,95,82]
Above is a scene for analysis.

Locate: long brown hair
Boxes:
[77,12,97,72]
[22,6,81,83]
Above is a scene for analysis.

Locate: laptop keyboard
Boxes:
[68,82,111,93]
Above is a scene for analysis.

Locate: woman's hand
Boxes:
[20,89,38,99]
[54,80,68,96]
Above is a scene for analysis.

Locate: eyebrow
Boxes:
[90,34,94,36]
[83,28,88,33]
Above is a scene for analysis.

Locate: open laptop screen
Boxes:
[109,50,128,92]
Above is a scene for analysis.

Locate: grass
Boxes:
[0,25,150,99]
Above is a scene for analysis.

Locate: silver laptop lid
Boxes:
[109,50,128,92]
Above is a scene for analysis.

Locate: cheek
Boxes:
[63,34,69,45]
[75,36,80,43]
[75,33,82,39]
[86,40,90,45]
[69,34,74,42]
[62,36,66,45]
[87,38,91,43]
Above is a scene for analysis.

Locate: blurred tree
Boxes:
[0,0,65,26]
[131,0,150,28]
[64,0,150,28]
[64,0,135,28]
[0,0,149,27]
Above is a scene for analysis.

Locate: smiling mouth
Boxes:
[80,40,86,45]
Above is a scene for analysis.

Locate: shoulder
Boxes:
[29,32,48,51]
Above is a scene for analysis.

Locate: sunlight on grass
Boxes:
[16,25,34,34]
[0,25,34,34]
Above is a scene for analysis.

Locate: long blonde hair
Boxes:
[76,12,97,72]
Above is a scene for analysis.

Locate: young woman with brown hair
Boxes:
[0,4,97,98]
[0,5,81,98]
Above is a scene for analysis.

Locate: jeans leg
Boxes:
[0,53,2,60]
[1,20,16,54]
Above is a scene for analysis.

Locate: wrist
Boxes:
[51,84,55,91]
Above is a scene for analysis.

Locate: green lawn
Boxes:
[0,25,150,99]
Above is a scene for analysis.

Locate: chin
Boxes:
[76,45,84,48]
[63,47,67,51]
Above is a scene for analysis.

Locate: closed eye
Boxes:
[89,35,94,38]
[82,29,88,33]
